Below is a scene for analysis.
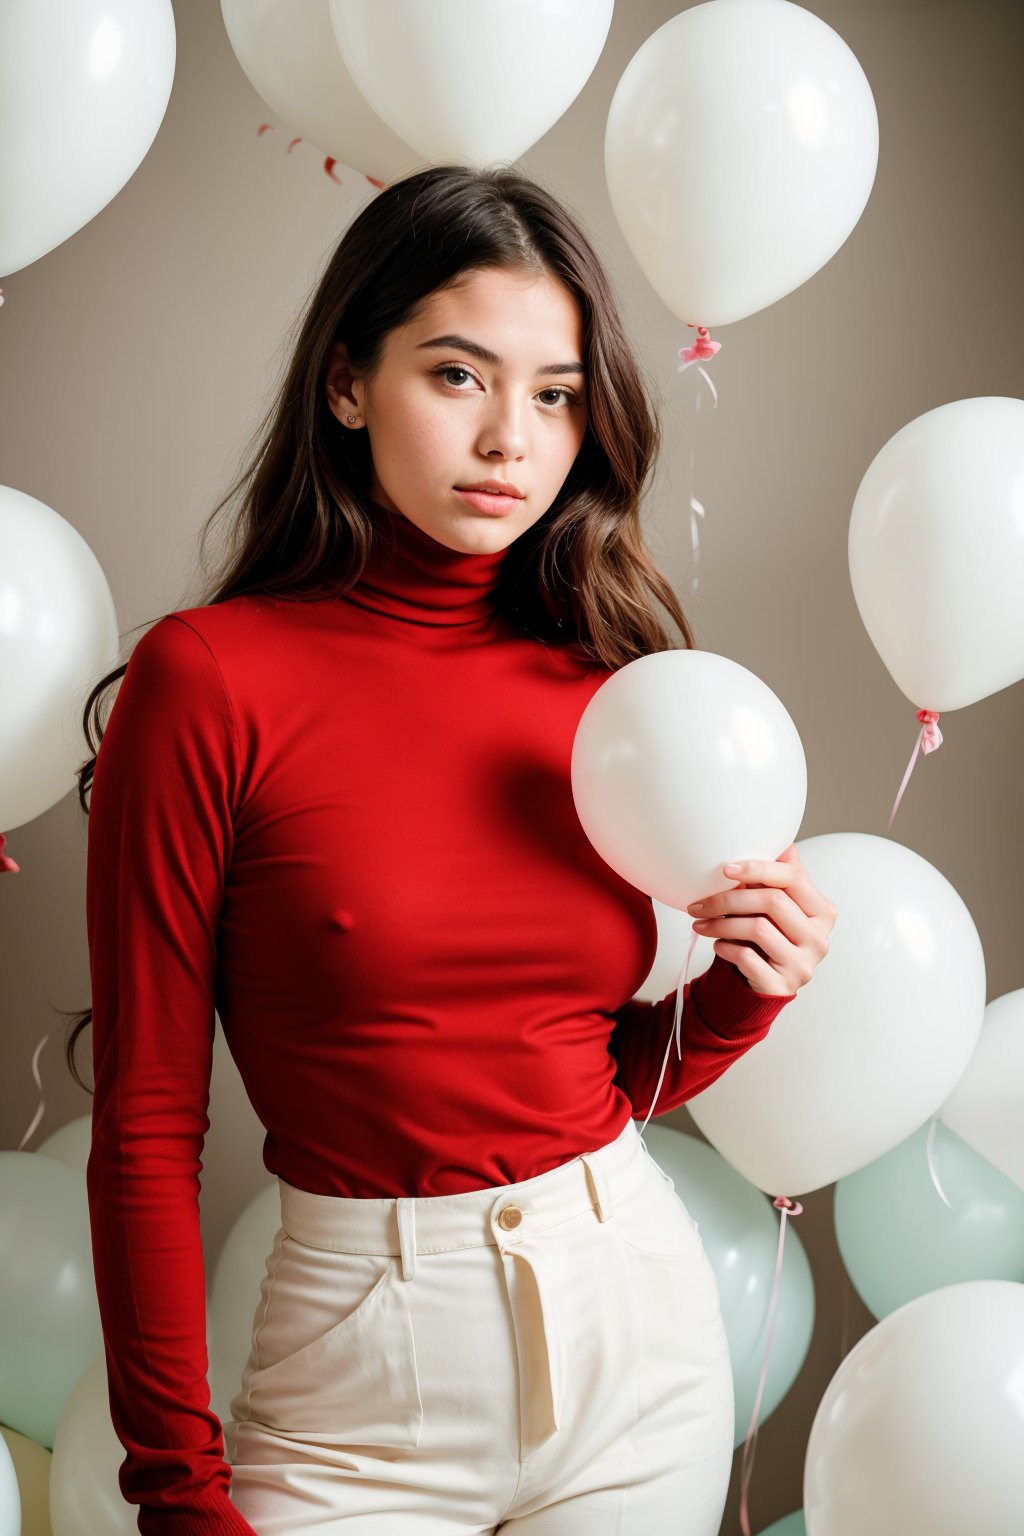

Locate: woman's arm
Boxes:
[607,954,795,1120]
[609,845,835,1119]
[86,615,256,1535]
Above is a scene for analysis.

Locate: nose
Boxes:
[476,389,527,461]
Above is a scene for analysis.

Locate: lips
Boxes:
[455,480,525,499]
[454,488,522,516]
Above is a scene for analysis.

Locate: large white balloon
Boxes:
[36,1116,92,1174]
[220,0,419,184]
[49,1354,137,1535]
[604,0,878,327]
[686,833,987,1196]
[938,989,1024,1194]
[0,0,175,277]
[571,649,807,910]
[0,487,121,835]
[848,396,1024,712]
[803,1281,1024,1535]
[330,0,614,165]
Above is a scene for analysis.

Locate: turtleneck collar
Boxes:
[343,499,510,628]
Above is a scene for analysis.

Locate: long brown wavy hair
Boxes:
[60,161,696,1092]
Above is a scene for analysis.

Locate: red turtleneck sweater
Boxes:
[85,502,795,1533]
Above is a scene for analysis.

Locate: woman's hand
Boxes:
[685,843,836,997]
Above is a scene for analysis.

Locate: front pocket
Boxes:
[611,1163,703,1259]
[242,1232,423,1450]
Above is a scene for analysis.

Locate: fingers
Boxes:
[712,940,799,997]
[689,885,816,949]
[710,853,837,926]
[695,914,806,972]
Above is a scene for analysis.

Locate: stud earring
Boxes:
[346,415,357,424]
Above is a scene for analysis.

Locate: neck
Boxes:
[343,500,510,628]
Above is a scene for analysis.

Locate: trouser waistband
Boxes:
[276,1116,653,1279]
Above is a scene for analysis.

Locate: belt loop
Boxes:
[396,1197,417,1280]
[581,1151,614,1222]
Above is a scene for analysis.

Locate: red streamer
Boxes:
[257,122,387,190]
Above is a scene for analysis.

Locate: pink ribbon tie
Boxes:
[887,708,943,834]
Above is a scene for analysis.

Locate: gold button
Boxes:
[498,1205,523,1230]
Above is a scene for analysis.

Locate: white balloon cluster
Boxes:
[2,2,1022,1532]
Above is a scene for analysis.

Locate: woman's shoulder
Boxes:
[147,592,294,665]
[122,595,289,714]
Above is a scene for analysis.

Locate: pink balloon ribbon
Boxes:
[738,1194,805,1536]
[638,923,700,1139]
[887,708,943,834]
[0,832,20,873]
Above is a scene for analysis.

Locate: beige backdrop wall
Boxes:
[2,0,1022,1528]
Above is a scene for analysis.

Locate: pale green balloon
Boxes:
[0,1152,103,1448]
[639,1124,814,1446]
[759,1512,806,1536]
[834,1117,1024,1321]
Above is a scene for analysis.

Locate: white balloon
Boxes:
[604,0,878,327]
[632,898,716,1002]
[803,1281,1024,1535]
[35,1116,93,1174]
[330,0,614,165]
[0,0,175,277]
[0,487,121,835]
[848,396,1024,712]
[686,833,987,1196]
[50,1355,138,1535]
[220,0,419,184]
[208,1180,282,1396]
[0,1435,19,1536]
[570,649,807,910]
[938,990,1024,1195]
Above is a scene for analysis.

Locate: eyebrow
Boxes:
[415,333,585,377]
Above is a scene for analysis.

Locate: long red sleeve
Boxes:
[609,954,792,1120]
[86,617,256,1534]
[83,500,796,1528]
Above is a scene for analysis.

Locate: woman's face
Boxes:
[327,265,589,554]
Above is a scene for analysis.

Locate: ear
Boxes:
[325,340,365,427]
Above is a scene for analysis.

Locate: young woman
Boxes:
[70,164,834,1535]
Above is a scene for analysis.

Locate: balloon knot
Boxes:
[0,832,20,873]
[678,323,721,364]
[773,1195,803,1216]
[915,708,943,753]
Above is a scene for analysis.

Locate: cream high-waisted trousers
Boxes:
[223,1117,735,1534]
